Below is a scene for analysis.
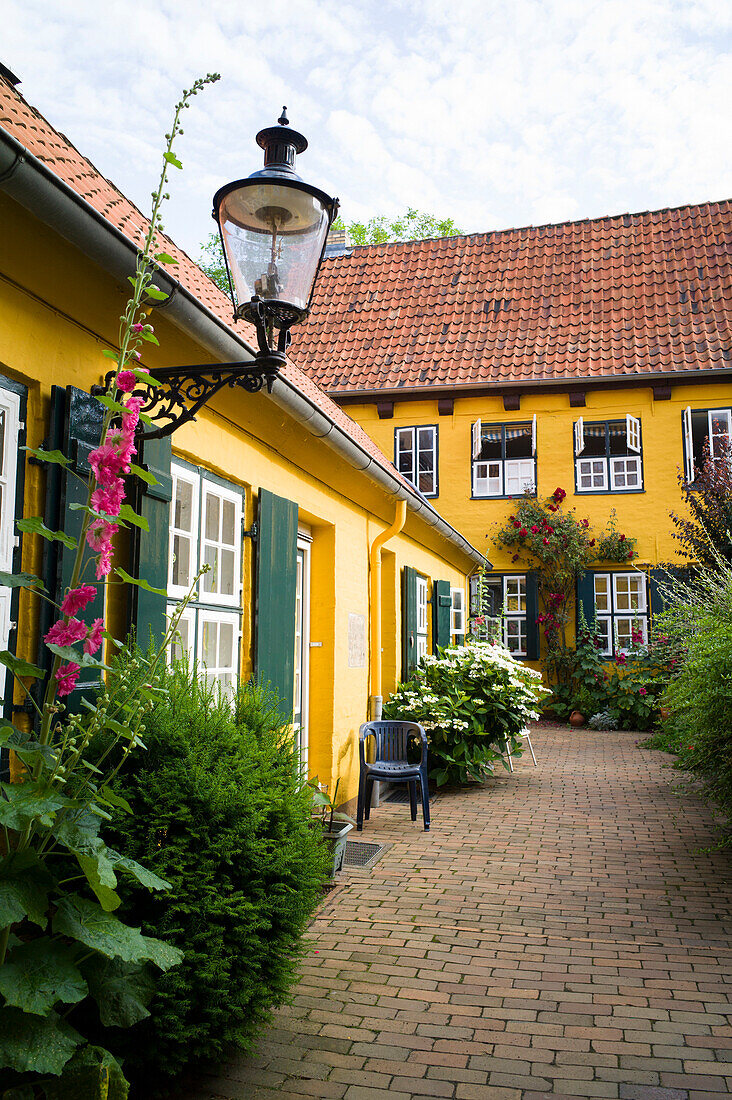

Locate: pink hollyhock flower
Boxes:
[87,518,118,552]
[56,662,81,697]
[639,687,647,696]
[89,441,125,488]
[132,351,141,361]
[84,617,105,656]
[96,540,115,580]
[116,370,137,392]
[60,584,97,617]
[121,395,144,435]
[45,617,88,647]
[92,479,125,517]
[131,323,145,333]
[474,616,485,626]
[616,653,627,666]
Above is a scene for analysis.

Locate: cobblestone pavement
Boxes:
[182,725,732,1099]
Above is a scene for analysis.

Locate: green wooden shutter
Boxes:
[525,570,540,660]
[255,488,298,717]
[132,436,173,650]
[37,386,105,712]
[432,579,452,651]
[576,570,596,633]
[401,565,418,680]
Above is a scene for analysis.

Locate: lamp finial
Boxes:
[278,106,289,126]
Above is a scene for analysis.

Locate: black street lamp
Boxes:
[99,110,339,441]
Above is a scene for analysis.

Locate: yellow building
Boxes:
[296,209,732,664]
[0,72,485,805]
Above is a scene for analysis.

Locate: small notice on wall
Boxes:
[348,613,366,668]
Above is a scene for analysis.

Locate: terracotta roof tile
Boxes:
[0,76,417,500]
[294,202,732,392]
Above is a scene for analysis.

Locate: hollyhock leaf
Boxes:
[0,941,87,1016]
[17,517,76,550]
[144,285,169,301]
[0,782,72,831]
[82,956,154,1028]
[45,643,110,671]
[163,151,183,169]
[102,348,120,360]
[114,568,166,596]
[53,896,182,970]
[0,650,45,680]
[93,394,129,417]
[140,329,160,345]
[0,851,53,928]
[0,1008,83,1076]
[0,571,45,591]
[22,447,71,468]
[106,849,171,892]
[155,251,178,265]
[129,463,159,487]
[118,504,149,532]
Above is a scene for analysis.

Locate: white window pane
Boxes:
[504,459,535,496]
[202,620,217,664]
[474,461,502,496]
[202,544,218,591]
[504,617,527,656]
[205,493,220,541]
[220,549,235,597]
[172,534,191,588]
[594,575,610,612]
[222,499,236,544]
[0,411,5,477]
[595,617,612,655]
[219,621,234,666]
[175,480,194,532]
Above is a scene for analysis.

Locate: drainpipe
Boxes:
[369,499,407,721]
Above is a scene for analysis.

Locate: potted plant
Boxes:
[308,778,356,876]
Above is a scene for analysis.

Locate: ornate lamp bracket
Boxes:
[93,298,295,441]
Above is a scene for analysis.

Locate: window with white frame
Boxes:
[166,462,243,694]
[395,426,438,496]
[0,387,21,708]
[472,574,527,655]
[450,586,465,643]
[593,572,648,656]
[574,416,643,493]
[683,406,731,483]
[416,575,429,660]
[471,418,536,498]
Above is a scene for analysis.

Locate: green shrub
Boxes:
[98,668,329,1093]
[383,642,548,785]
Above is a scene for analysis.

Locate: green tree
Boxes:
[198,232,230,295]
[331,207,463,246]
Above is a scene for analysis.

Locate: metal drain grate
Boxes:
[343,841,389,868]
[383,788,410,803]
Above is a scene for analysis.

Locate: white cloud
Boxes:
[2,0,731,258]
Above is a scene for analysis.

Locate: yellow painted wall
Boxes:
[0,192,476,804]
[343,383,732,571]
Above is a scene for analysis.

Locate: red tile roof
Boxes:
[0,76,421,503]
[293,202,732,394]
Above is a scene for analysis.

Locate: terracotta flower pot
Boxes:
[659,705,671,722]
[569,710,586,728]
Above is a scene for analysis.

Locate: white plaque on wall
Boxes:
[348,612,366,668]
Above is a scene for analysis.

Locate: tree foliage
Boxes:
[331,207,463,247]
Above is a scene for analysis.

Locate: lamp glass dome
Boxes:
[217,179,331,323]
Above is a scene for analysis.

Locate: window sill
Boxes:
[574,488,645,496]
[471,492,537,501]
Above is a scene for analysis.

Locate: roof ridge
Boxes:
[325,197,732,259]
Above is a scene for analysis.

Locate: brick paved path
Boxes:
[184,725,732,1100]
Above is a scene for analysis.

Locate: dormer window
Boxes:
[574,416,643,493]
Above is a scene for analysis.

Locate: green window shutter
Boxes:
[255,488,298,718]
[576,570,596,633]
[432,579,452,651]
[37,386,105,712]
[132,436,173,650]
[525,570,540,660]
[401,565,418,680]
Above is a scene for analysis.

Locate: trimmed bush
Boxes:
[383,642,548,785]
[99,668,329,1093]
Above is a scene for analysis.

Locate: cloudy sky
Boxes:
[4,0,731,261]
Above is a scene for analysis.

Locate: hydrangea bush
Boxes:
[383,643,549,786]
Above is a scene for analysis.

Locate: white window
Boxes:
[472,419,536,498]
[593,572,648,657]
[577,458,607,491]
[474,575,527,654]
[167,462,243,695]
[503,575,527,657]
[0,388,21,707]
[683,406,732,483]
[416,575,428,660]
[575,417,644,493]
[450,586,465,642]
[395,426,438,496]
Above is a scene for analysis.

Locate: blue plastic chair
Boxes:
[358,720,430,831]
